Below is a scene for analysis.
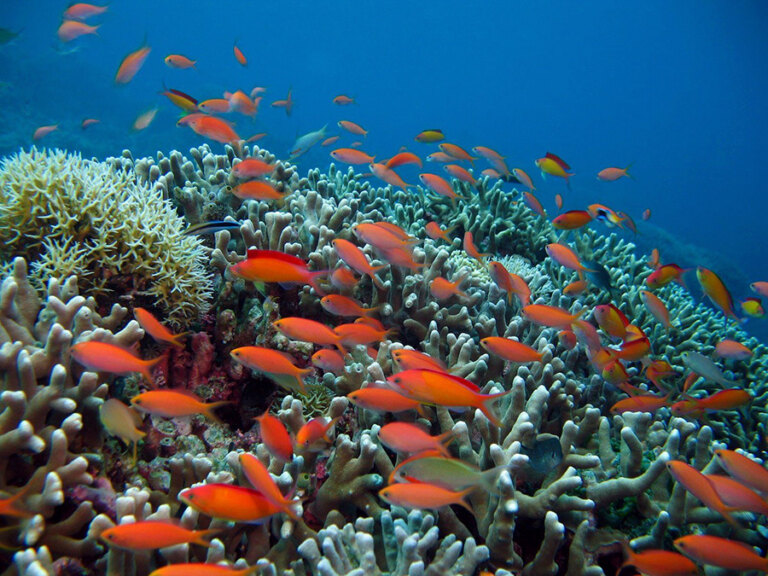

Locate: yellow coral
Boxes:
[0,148,211,322]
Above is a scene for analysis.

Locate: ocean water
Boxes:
[1,0,766,327]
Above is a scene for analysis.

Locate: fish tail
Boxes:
[455,487,476,515]
[309,270,329,296]
[193,528,222,547]
[369,271,386,290]
[170,332,189,349]
[203,401,233,425]
[479,389,513,427]
[140,356,164,384]
[334,341,348,356]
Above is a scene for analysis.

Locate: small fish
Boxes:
[481,168,501,179]
[385,152,422,169]
[184,115,241,145]
[430,274,470,303]
[369,163,411,190]
[132,108,158,131]
[419,173,464,204]
[697,266,740,322]
[558,330,578,350]
[290,124,328,159]
[620,545,697,576]
[555,194,564,210]
[347,386,423,413]
[681,351,739,387]
[296,417,338,452]
[164,54,196,69]
[321,136,340,147]
[379,482,473,512]
[715,449,768,495]
[426,152,455,163]
[705,474,768,516]
[320,294,379,318]
[715,340,752,360]
[488,262,530,306]
[338,120,367,136]
[463,232,489,262]
[378,422,454,456]
[330,267,359,290]
[587,203,627,228]
[666,460,739,526]
[511,168,535,190]
[231,158,274,179]
[333,239,386,289]
[522,304,583,329]
[674,534,768,572]
[273,318,345,354]
[425,222,454,243]
[134,308,186,348]
[99,399,145,462]
[670,389,751,416]
[238,454,300,520]
[641,290,674,329]
[334,323,395,347]
[57,20,99,42]
[150,563,260,576]
[472,146,509,175]
[546,243,592,272]
[71,341,161,382]
[312,349,346,375]
[439,143,476,164]
[227,90,259,117]
[642,208,651,220]
[198,98,231,114]
[552,210,593,230]
[233,44,248,66]
[81,118,100,129]
[610,394,670,415]
[563,279,588,296]
[535,155,573,187]
[179,483,282,523]
[0,27,20,45]
[231,181,285,201]
[522,192,546,218]
[645,359,676,390]
[593,304,630,340]
[645,264,689,290]
[230,346,313,393]
[391,349,447,372]
[415,129,445,143]
[0,483,33,519]
[100,521,218,550]
[161,88,198,112]
[330,148,375,164]
[131,390,230,422]
[740,297,765,318]
[751,281,768,298]
[480,337,542,363]
[333,95,355,105]
[391,455,504,492]
[597,165,632,181]
[63,3,108,20]
[33,124,58,141]
[183,220,240,236]
[254,412,293,462]
[519,434,563,476]
[115,44,151,84]
[228,249,326,294]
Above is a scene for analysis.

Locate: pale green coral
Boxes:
[0,148,212,322]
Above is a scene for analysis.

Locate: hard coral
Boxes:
[0,148,212,322]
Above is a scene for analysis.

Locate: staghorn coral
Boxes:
[0,148,212,322]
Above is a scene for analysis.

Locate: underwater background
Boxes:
[1,1,768,575]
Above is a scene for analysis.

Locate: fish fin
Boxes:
[170,332,189,349]
[479,389,514,427]
[203,401,234,425]
[140,355,164,384]
[454,487,476,515]
[192,528,222,547]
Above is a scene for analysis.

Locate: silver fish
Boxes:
[289,124,328,160]
[183,220,241,236]
[682,351,739,387]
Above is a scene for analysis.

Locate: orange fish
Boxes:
[563,279,588,296]
[230,346,313,393]
[198,99,232,114]
[115,44,151,84]
[619,545,697,576]
[150,564,259,576]
[353,222,415,250]
[488,262,530,306]
[546,243,592,272]
[378,246,424,270]
[254,412,293,462]
[347,386,423,413]
[670,389,751,416]
[179,483,282,523]
[131,390,230,422]
[472,146,509,175]
[233,44,247,66]
[321,136,340,147]
[641,290,673,329]
[391,349,447,372]
[593,304,630,340]
[714,339,752,360]
[238,454,299,520]
[552,210,593,230]
[231,158,273,179]
[601,358,629,385]
[419,173,464,204]
[415,129,445,143]
[71,341,161,382]
[165,54,196,69]
[58,20,99,42]
[387,369,509,426]
[338,120,367,136]
[643,208,651,220]
[555,194,563,210]
[311,349,345,374]
[697,266,739,322]
[425,222,454,243]
[740,297,765,318]
[185,115,241,145]
[378,422,454,456]
[228,249,326,294]
[751,281,768,298]
[610,394,670,415]
[379,482,473,512]
[715,449,768,495]
[597,165,632,181]
[385,152,422,169]
[100,521,218,550]
[0,484,33,519]
[296,417,338,452]
[332,239,386,289]
[480,337,542,363]
[430,274,470,303]
[63,3,108,20]
[522,191,546,217]
[32,124,58,141]
[370,163,411,190]
[645,264,688,289]
[644,360,676,391]
[231,181,284,201]
[674,534,768,572]
[666,460,739,526]
[81,118,100,129]
[438,143,476,164]
[426,152,455,163]
[511,168,535,190]
[481,168,501,179]
[558,330,578,350]
[705,474,768,515]
[330,148,375,164]
[334,323,394,347]
[461,231,488,262]
[132,108,158,131]
[333,95,355,105]
[647,248,661,269]
[444,164,477,187]
[273,317,346,353]
[227,90,259,117]
[320,294,378,318]
[330,267,359,290]
[522,304,582,329]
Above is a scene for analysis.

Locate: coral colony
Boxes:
[1,140,767,576]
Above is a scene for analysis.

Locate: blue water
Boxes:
[2,1,767,335]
